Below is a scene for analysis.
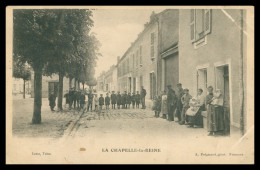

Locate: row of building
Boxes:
[97,9,251,135]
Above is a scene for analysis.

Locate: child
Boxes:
[135,91,141,109]
[161,91,167,119]
[99,94,104,110]
[152,95,161,118]
[93,94,99,112]
[105,93,110,110]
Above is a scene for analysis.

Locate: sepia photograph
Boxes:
[6,6,254,164]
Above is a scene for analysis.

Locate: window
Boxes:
[136,50,139,67]
[190,9,196,42]
[197,68,207,94]
[190,9,211,43]
[151,32,155,59]
[140,45,142,65]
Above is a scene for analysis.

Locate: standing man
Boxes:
[80,90,86,110]
[166,85,177,121]
[111,91,117,109]
[87,90,94,112]
[105,93,110,110]
[49,91,56,111]
[116,91,121,109]
[127,92,132,109]
[176,83,184,122]
[122,91,127,109]
[131,92,136,109]
[140,86,147,109]
[135,91,141,109]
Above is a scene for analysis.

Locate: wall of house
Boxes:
[31,72,69,98]
[117,21,158,100]
[179,9,245,128]
[157,9,179,93]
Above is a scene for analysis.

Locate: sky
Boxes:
[90,8,164,78]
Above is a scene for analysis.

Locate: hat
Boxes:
[177,83,182,86]
[184,88,189,91]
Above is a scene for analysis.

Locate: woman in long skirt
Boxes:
[161,91,168,119]
[206,86,224,136]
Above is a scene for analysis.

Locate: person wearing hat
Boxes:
[126,92,132,109]
[87,90,94,112]
[105,93,111,110]
[121,91,127,109]
[116,91,121,109]
[166,85,177,121]
[49,91,56,111]
[140,86,147,109]
[176,83,184,122]
[180,88,192,125]
[131,92,136,109]
[135,91,141,108]
[99,94,104,110]
[111,91,117,109]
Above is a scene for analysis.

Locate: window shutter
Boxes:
[140,46,142,65]
[190,9,196,42]
[204,9,211,35]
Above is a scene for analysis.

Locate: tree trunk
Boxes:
[23,79,25,99]
[58,71,63,111]
[78,81,80,89]
[32,68,42,124]
[83,83,84,90]
[239,9,245,136]
[74,78,76,89]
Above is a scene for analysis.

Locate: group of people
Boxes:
[93,86,147,111]
[152,83,227,136]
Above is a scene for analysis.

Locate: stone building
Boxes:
[97,65,118,93]
[178,9,249,135]
[30,72,70,98]
[117,9,179,107]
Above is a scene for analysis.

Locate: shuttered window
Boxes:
[190,9,196,42]
[151,32,155,58]
[140,45,142,65]
[204,9,211,34]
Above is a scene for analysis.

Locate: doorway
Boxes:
[48,82,59,97]
[215,65,230,135]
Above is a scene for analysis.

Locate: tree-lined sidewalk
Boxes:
[13,9,101,124]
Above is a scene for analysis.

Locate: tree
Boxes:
[13,59,31,98]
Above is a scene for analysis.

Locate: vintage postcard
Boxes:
[6,6,254,164]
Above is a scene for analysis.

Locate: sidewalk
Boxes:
[12,97,82,138]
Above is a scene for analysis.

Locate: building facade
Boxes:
[117,10,179,101]
[178,9,248,135]
[30,72,70,98]
[97,65,118,93]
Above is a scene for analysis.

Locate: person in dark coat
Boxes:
[111,91,117,109]
[80,91,86,110]
[131,92,136,108]
[64,91,69,108]
[116,92,121,109]
[140,86,147,109]
[68,88,74,109]
[176,83,184,122]
[121,91,127,109]
[135,91,141,108]
[126,92,132,109]
[166,85,177,121]
[105,93,110,110]
[87,91,94,112]
[99,94,104,110]
[49,91,56,111]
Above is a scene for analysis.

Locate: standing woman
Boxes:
[161,91,168,119]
